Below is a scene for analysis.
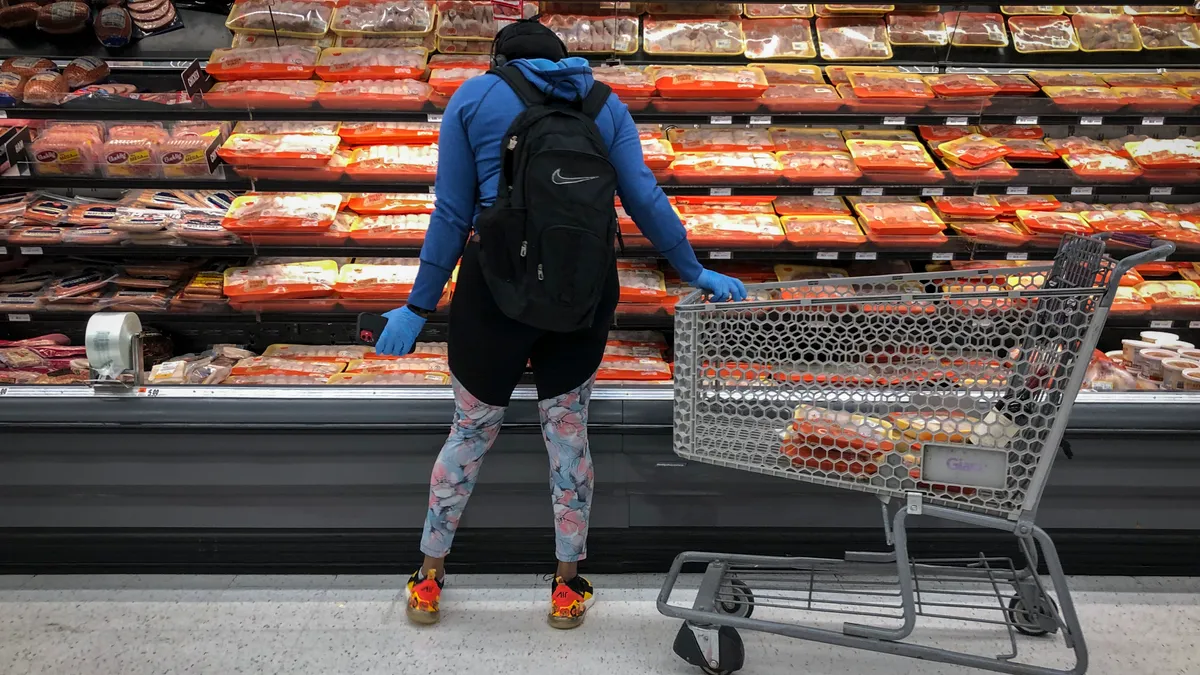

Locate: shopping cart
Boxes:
[658,235,1174,675]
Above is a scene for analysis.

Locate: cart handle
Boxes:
[1111,238,1176,277]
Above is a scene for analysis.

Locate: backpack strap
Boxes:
[580,81,612,120]
[489,65,547,108]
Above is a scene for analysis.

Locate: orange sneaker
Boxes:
[548,575,595,629]
[405,569,443,625]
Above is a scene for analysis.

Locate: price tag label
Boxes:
[1006,186,1029,195]
[1080,116,1103,126]
[1150,320,1174,329]
[139,387,162,398]
[426,114,444,123]
[812,187,836,196]
[204,135,223,173]
[0,247,6,255]
[932,252,955,261]
[1006,252,1029,261]
[816,251,839,260]
[19,246,42,255]
[860,187,884,197]
[1150,186,1173,196]
[709,116,733,125]
[7,313,30,322]
[1189,321,1200,329]
[1016,116,1038,125]
[0,387,7,396]
[708,251,732,260]
[0,111,6,119]
[883,116,906,126]
[1141,117,1165,126]
[709,187,732,196]
[748,115,772,125]
[427,185,437,194]
[921,187,944,197]
[855,251,877,261]
[180,59,214,97]
[945,116,969,126]
[1071,187,1093,196]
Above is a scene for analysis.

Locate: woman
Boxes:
[374,19,747,629]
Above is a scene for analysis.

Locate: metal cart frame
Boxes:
[658,235,1175,675]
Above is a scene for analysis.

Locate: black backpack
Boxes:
[473,65,619,333]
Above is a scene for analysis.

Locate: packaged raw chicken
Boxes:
[591,65,655,97]
[436,1,502,40]
[884,11,947,45]
[641,137,675,170]
[334,260,420,297]
[617,267,667,302]
[316,79,432,109]
[1045,135,1111,156]
[346,192,435,214]
[836,83,925,114]
[667,128,773,152]
[1134,15,1200,48]
[1081,209,1162,233]
[1062,151,1144,180]
[815,16,891,60]
[925,74,1001,97]
[950,220,1032,247]
[995,194,1060,214]
[336,33,435,49]
[673,196,775,215]
[345,144,438,180]
[777,150,862,182]
[204,80,321,108]
[427,65,488,95]
[781,215,865,246]
[223,260,339,301]
[262,344,371,362]
[1009,15,1081,52]
[232,33,336,49]
[1126,138,1200,169]
[314,47,426,80]
[994,138,1058,162]
[669,152,783,183]
[1016,209,1092,235]
[206,46,320,80]
[1113,86,1196,112]
[348,213,430,244]
[932,195,1003,219]
[762,84,842,112]
[646,2,741,13]
[231,357,345,378]
[855,201,945,235]
[938,134,1012,168]
[919,125,975,142]
[338,121,438,145]
[745,3,813,17]
[1166,70,1200,85]
[979,124,1044,139]
[774,195,851,216]
[434,37,491,54]
[330,0,435,36]
[750,63,825,84]
[1126,6,1186,15]
[328,371,450,384]
[816,4,894,15]
[848,70,934,100]
[649,65,768,98]
[845,139,937,171]
[769,127,845,152]
[989,73,1040,95]
[222,193,342,232]
[944,11,1009,46]
[218,134,341,168]
[540,14,639,54]
[683,213,786,247]
[596,358,672,382]
[225,0,334,37]
[1042,85,1125,112]
[744,18,816,59]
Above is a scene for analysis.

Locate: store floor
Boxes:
[1,574,1197,675]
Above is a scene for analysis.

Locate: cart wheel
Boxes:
[717,579,755,619]
[673,622,745,674]
[1006,594,1059,637]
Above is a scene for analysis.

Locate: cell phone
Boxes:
[356,312,388,346]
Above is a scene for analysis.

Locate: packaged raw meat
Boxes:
[348,213,430,244]
[855,201,945,235]
[824,65,895,86]
[835,83,924,114]
[314,47,426,80]
[346,192,435,214]
[336,33,433,49]
[617,267,667,303]
[596,357,671,381]
[949,219,1032,247]
[750,63,824,85]
[345,144,438,180]
[669,152,783,183]
[218,134,340,168]
[774,195,850,216]
[938,134,1012,168]
[29,135,101,177]
[36,1,89,34]
[1166,70,1200,85]
[334,260,420,297]
[762,83,842,112]
[1042,85,1125,112]
[988,73,1040,95]
[924,74,1001,98]
[744,18,815,59]
[1134,15,1200,48]
[434,37,491,54]
[1065,5,1122,13]
[1009,15,1081,52]
[540,14,639,54]
[919,125,975,142]
[1126,138,1200,169]
[1081,209,1162,233]
[1076,13,1147,51]
[1062,151,1144,180]
[222,193,342,232]
[1103,72,1171,88]
[640,138,674,170]
[1114,86,1196,112]
[944,11,1009,46]
[673,196,775,216]
[847,71,933,100]
[647,1,740,13]
[233,33,336,49]
[225,0,334,37]
[781,215,865,246]
[777,151,861,183]
[1002,5,1065,14]
[591,65,655,97]
[643,17,746,56]
[933,195,1003,219]
[204,80,321,108]
[337,122,437,146]
[648,65,768,98]
[683,214,785,247]
[316,78,431,109]
[815,16,890,60]
[816,4,893,15]
[745,3,813,17]
[1045,135,1111,156]
[1126,6,1186,14]
[1137,279,1200,305]
[331,0,435,36]
[231,356,346,378]
[886,11,947,46]
[223,259,339,301]
[769,127,845,152]
[994,138,1058,162]
[1029,70,1105,88]
[205,46,320,81]
[22,72,66,106]
[436,1,501,40]
[845,140,937,171]
[107,122,169,143]
[427,65,487,95]
[1016,209,1092,235]
[100,139,160,179]
[667,128,773,152]
[45,269,116,302]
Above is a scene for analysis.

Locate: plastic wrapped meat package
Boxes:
[221,193,342,233]
[855,201,945,236]
[218,133,340,168]
[435,37,491,54]
[886,11,948,45]
[816,4,894,15]
[427,65,488,95]
[348,213,430,244]
[346,192,435,214]
[836,83,925,114]
[338,121,438,145]
[949,220,1032,247]
[640,137,674,170]
[204,80,321,108]
[816,17,891,60]
[991,138,1056,162]
[925,74,1001,98]
[1113,86,1196,112]
[666,128,773,152]
[645,2,741,13]
[773,195,851,216]
[330,0,435,36]
[230,357,346,379]
[591,65,655,97]
[648,66,767,99]
[540,15,639,54]
[232,33,336,49]
[743,18,815,59]
[643,18,746,56]
[1081,209,1162,233]
[233,121,340,136]
[1016,209,1092,235]
[1062,151,1144,181]
[345,144,438,180]
[932,195,1003,219]
[1136,280,1200,307]
[1045,135,1111,156]
[683,213,785,247]
[1072,13,1142,51]
[205,47,320,80]
[938,134,1011,168]
[1134,15,1200,48]
[1126,138,1200,170]
[596,357,672,382]
[669,152,782,183]
[436,1,502,40]
[988,74,1040,95]
[777,151,861,183]
[749,64,823,86]
[314,47,426,80]
[745,3,813,17]
[1009,15,1080,52]
[847,71,934,100]
[762,83,842,112]
[29,123,103,177]
[781,215,865,247]
[222,259,339,303]
[1041,85,1125,112]
[317,79,431,109]
[334,260,420,298]
[845,140,937,172]
[225,0,334,38]
[673,196,775,215]
[99,139,160,179]
[944,12,1009,47]
[769,127,845,152]
[919,125,974,142]
[617,267,667,303]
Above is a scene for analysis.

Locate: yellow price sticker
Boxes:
[57,149,80,163]
[128,150,151,165]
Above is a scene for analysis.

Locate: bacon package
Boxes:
[204,80,321,108]
[205,46,320,80]
[314,47,427,80]
[643,17,746,56]
[222,193,342,232]
[317,78,431,109]
[345,144,438,180]
[540,14,639,54]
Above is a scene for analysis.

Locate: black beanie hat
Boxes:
[492,18,569,65]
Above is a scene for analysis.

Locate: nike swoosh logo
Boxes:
[551,169,599,185]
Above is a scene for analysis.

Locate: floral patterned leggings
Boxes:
[420,375,596,562]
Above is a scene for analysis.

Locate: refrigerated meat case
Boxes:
[1,1,1199,574]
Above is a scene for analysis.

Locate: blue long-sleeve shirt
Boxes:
[407,57,704,310]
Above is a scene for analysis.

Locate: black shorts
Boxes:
[448,240,619,407]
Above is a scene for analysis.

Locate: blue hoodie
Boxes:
[407,57,704,311]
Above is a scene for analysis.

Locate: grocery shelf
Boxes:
[0,9,226,62]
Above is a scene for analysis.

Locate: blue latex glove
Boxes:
[375,306,427,357]
[693,268,748,302]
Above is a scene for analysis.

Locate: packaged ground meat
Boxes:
[314,47,426,80]
[225,0,334,37]
[643,17,746,56]
[1009,15,1081,52]
[205,46,320,80]
[222,193,342,232]
[777,151,862,182]
[1135,15,1200,49]
[316,78,431,109]
[816,16,891,60]
[540,14,639,54]
[744,18,815,59]
[1073,13,1142,51]
[944,11,1009,47]
[886,11,947,46]
[781,215,865,246]
[331,0,435,36]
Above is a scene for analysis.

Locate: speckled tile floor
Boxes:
[0,574,1196,675]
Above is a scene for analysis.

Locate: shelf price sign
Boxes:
[180,60,215,97]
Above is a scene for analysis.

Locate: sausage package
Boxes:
[781,215,866,246]
[816,17,891,60]
[643,17,746,56]
[317,78,431,109]
[206,46,320,80]
[204,80,322,108]
[345,144,438,180]
[222,193,342,232]
[314,47,427,80]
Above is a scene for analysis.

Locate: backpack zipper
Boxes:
[537,263,544,281]
[520,241,527,257]
[508,135,518,150]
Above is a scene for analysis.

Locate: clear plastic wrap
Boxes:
[836,83,926,114]
[1002,5,1065,15]
[427,65,488,94]
[816,16,891,60]
[205,46,320,80]
[682,213,785,247]
[225,0,334,37]
[345,143,438,180]
[1114,86,1197,112]
[218,133,341,168]
[744,18,815,58]
[540,14,639,54]
[641,138,675,170]
[232,33,336,49]
[774,195,850,216]
[334,260,420,297]
[1062,151,1144,180]
[1072,13,1142,51]
[617,266,667,303]
[338,121,438,145]
[204,80,322,108]
[994,137,1058,162]
[314,47,427,80]
[855,201,945,235]
[932,195,1003,218]
[989,73,1040,95]
[762,83,842,112]
[646,2,741,13]
[845,139,937,171]
[648,65,767,98]
[347,213,431,244]
[222,193,342,232]
[316,78,431,109]
[1081,209,1162,233]
[944,11,1009,47]
[669,152,783,183]
[643,17,746,56]
[886,11,947,46]
[949,220,1032,247]
[1009,15,1081,52]
[1134,15,1200,48]
[925,73,1001,97]
[777,150,862,182]
[100,139,160,179]
[769,127,845,152]
[330,0,435,36]
[781,215,865,246]
[234,121,341,136]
